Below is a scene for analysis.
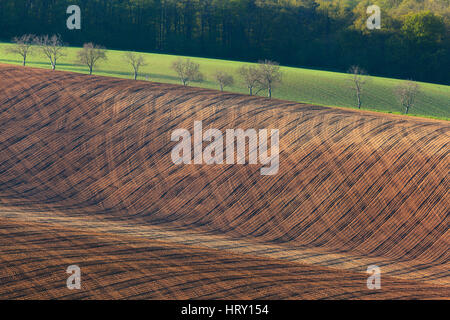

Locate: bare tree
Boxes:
[255,60,282,98]
[348,65,368,109]
[238,65,259,95]
[34,34,65,70]
[171,58,203,86]
[77,43,107,75]
[395,80,420,114]
[124,52,148,80]
[6,34,35,66]
[214,71,234,91]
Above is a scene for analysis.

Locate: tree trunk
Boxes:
[23,56,26,66]
[134,72,138,80]
[268,87,272,98]
[357,92,361,109]
[249,87,252,96]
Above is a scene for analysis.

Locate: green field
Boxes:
[1,42,449,120]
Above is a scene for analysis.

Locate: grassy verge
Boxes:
[0,43,448,120]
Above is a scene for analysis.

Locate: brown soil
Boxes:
[0,64,448,299]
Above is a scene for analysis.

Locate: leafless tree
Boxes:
[395,80,420,114]
[34,34,65,70]
[255,60,282,98]
[348,65,368,109]
[6,34,35,66]
[238,65,259,95]
[214,71,234,91]
[171,58,203,86]
[77,43,107,75]
[124,52,148,80]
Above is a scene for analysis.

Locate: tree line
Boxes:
[5,34,283,99]
[6,33,420,114]
[0,0,448,85]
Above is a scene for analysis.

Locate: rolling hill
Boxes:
[0,64,448,299]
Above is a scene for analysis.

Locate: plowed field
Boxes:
[0,64,448,299]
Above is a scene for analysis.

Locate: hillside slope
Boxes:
[0,64,448,299]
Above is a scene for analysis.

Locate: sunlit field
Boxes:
[1,42,448,119]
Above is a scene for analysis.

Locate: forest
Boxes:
[0,0,449,84]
